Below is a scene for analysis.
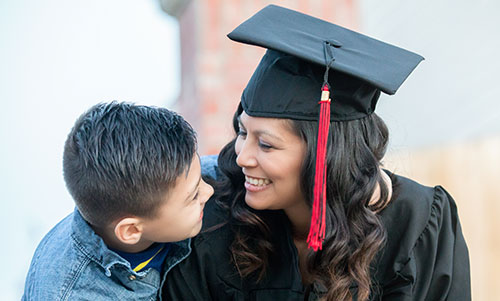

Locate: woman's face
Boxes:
[235,112,307,211]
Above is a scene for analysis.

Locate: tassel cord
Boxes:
[307,84,331,251]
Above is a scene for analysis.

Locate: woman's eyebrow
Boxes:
[254,130,284,142]
[237,115,285,142]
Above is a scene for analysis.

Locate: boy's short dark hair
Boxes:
[63,102,197,227]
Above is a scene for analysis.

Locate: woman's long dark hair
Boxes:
[216,104,391,301]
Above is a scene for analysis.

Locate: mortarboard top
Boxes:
[228,5,425,251]
[228,4,424,121]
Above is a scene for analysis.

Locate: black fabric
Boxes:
[228,5,424,121]
[162,173,470,301]
[241,50,381,121]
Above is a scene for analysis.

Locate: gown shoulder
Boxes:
[373,173,471,300]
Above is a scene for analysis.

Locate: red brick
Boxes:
[174,1,358,154]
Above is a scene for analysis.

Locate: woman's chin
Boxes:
[245,195,270,211]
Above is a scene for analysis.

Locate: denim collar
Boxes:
[70,208,191,277]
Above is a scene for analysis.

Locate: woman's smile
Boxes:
[245,175,272,186]
[235,112,307,211]
[244,175,272,192]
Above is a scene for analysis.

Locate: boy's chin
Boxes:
[179,223,203,241]
[191,222,203,237]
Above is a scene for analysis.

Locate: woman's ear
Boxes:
[113,217,144,245]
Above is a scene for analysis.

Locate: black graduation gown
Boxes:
[162,173,470,301]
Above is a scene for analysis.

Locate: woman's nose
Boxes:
[235,139,258,168]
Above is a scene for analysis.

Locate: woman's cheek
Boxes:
[234,137,242,155]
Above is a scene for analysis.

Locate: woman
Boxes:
[163,5,470,301]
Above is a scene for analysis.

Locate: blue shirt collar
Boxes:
[70,208,191,277]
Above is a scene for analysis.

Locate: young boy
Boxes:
[23,102,213,300]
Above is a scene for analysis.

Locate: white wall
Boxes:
[0,0,179,299]
[358,0,500,150]
[357,3,500,298]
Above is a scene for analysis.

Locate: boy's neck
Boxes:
[92,224,154,253]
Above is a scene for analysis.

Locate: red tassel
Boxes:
[307,84,331,251]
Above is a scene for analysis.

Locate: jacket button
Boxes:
[326,39,342,47]
[129,275,136,281]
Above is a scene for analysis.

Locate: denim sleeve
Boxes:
[200,155,219,180]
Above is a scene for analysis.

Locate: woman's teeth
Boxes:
[245,176,271,186]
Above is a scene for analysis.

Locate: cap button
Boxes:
[326,39,342,48]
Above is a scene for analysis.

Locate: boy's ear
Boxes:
[114,217,144,245]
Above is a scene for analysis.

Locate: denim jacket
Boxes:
[23,155,219,300]
[22,208,191,301]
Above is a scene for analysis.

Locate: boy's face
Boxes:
[139,155,214,243]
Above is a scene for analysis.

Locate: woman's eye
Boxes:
[258,141,272,149]
[237,130,247,137]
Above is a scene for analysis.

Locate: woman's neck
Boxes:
[285,168,393,239]
[284,200,314,286]
[369,169,393,208]
[284,201,311,241]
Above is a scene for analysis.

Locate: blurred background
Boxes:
[1,0,498,299]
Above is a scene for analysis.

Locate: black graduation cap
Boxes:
[228,4,424,121]
[227,5,423,251]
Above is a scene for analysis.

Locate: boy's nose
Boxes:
[201,181,214,204]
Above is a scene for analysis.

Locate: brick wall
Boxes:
[163,0,358,154]
[161,1,496,299]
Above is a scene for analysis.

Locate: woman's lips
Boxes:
[245,175,271,186]
[244,180,271,192]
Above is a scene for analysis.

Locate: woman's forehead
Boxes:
[239,111,290,126]
[239,111,298,140]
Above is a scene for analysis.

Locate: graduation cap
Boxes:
[228,5,423,251]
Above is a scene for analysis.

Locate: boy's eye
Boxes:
[192,191,199,202]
